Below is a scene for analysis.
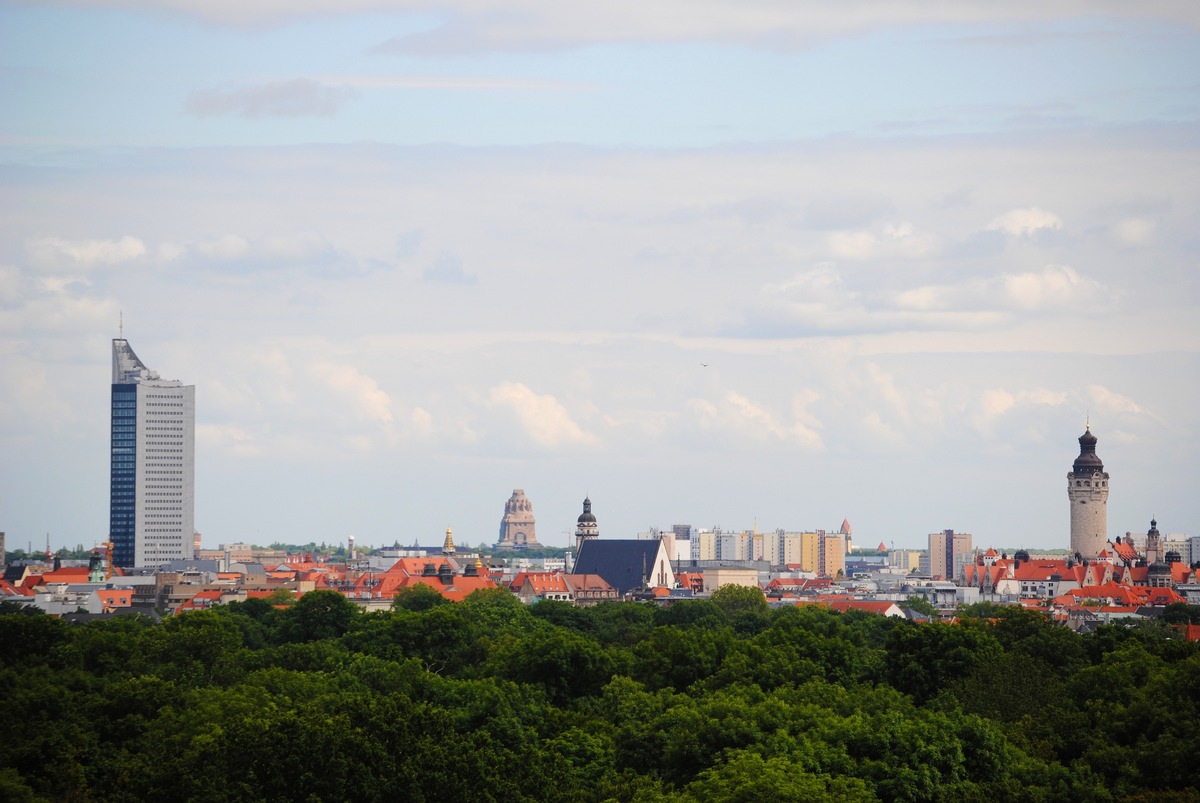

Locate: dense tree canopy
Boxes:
[2,595,1197,802]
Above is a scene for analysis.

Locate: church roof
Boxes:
[573,539,666,595]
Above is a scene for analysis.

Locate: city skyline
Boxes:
[1,1,1198,552]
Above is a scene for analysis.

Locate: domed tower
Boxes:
[1068,425,1109,559]
[1144,518,1161,564]
[575,496,599,554]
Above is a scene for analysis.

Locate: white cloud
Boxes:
[1112,217,1156,246]
[687,391,824,451]
[1002,265,1099,310]
[828,221,937,261]
[26,235,147,269]
[309,361,394,424]
[487,381,597,448]
[157,242,187,263]
[986,207,1062,237]
[187,232,342,269]
[196,423,262,457]
[764,263,856,314]
[1088,384,1151,416]
[882,222,939,258]
[896,265,1105,313]
[828,230,878,260]
[971,386,1068,436]
[196,235,251,261]
[0,293,117,336]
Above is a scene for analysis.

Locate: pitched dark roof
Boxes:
[573,540,665,595]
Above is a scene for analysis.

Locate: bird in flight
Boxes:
[700,363,709,367]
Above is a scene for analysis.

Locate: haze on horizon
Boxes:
[1,0,1197,554]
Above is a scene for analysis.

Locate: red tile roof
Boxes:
[817,600,904,617]
[95,589,134,610]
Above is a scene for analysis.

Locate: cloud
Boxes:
[183,232,347,273]
[187,78,356,118]
[195,234,251,261]
[971,386,1068,436]
[487,381,596,448]
[422,253,478,284]
[1112,217,1157,246]
[801,192,894,231]
[986,207,1062,237]
[26,235,147,269]
[196,423,262,457]
[896,265,1105,313]
[1002,265,1100,310]
[1088,384,1151,416]
[828,222,938,260]
[828,231,878,261]
[686,391,824,451]
[309,362,394,424]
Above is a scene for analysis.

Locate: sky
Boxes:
[1,1,1198,554]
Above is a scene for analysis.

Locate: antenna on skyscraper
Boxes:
[119,311,123,338]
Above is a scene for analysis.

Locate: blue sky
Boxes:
[1,0,1198,553]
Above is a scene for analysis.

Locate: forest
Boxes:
[1,587,1198,802]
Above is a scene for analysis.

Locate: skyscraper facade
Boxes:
[1068,426,1109,559]
[110,338,195,567]
[928,529,972,580]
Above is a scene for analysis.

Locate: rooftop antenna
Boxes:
[119,311,123,338]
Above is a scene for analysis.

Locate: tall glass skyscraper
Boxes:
[110,339,195,567]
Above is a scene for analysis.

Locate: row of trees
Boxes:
[2,589,1198,802]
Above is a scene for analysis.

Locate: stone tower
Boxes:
[495,489,542,550]
[1068,425,1109,559]
[575,496,599,554]
[1144,518,1161,564]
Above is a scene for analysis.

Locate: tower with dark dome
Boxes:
[1068,425,1109,559]
[575,496,599,554]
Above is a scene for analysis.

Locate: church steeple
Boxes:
[441,526,455,556]
[575,496,599,554]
